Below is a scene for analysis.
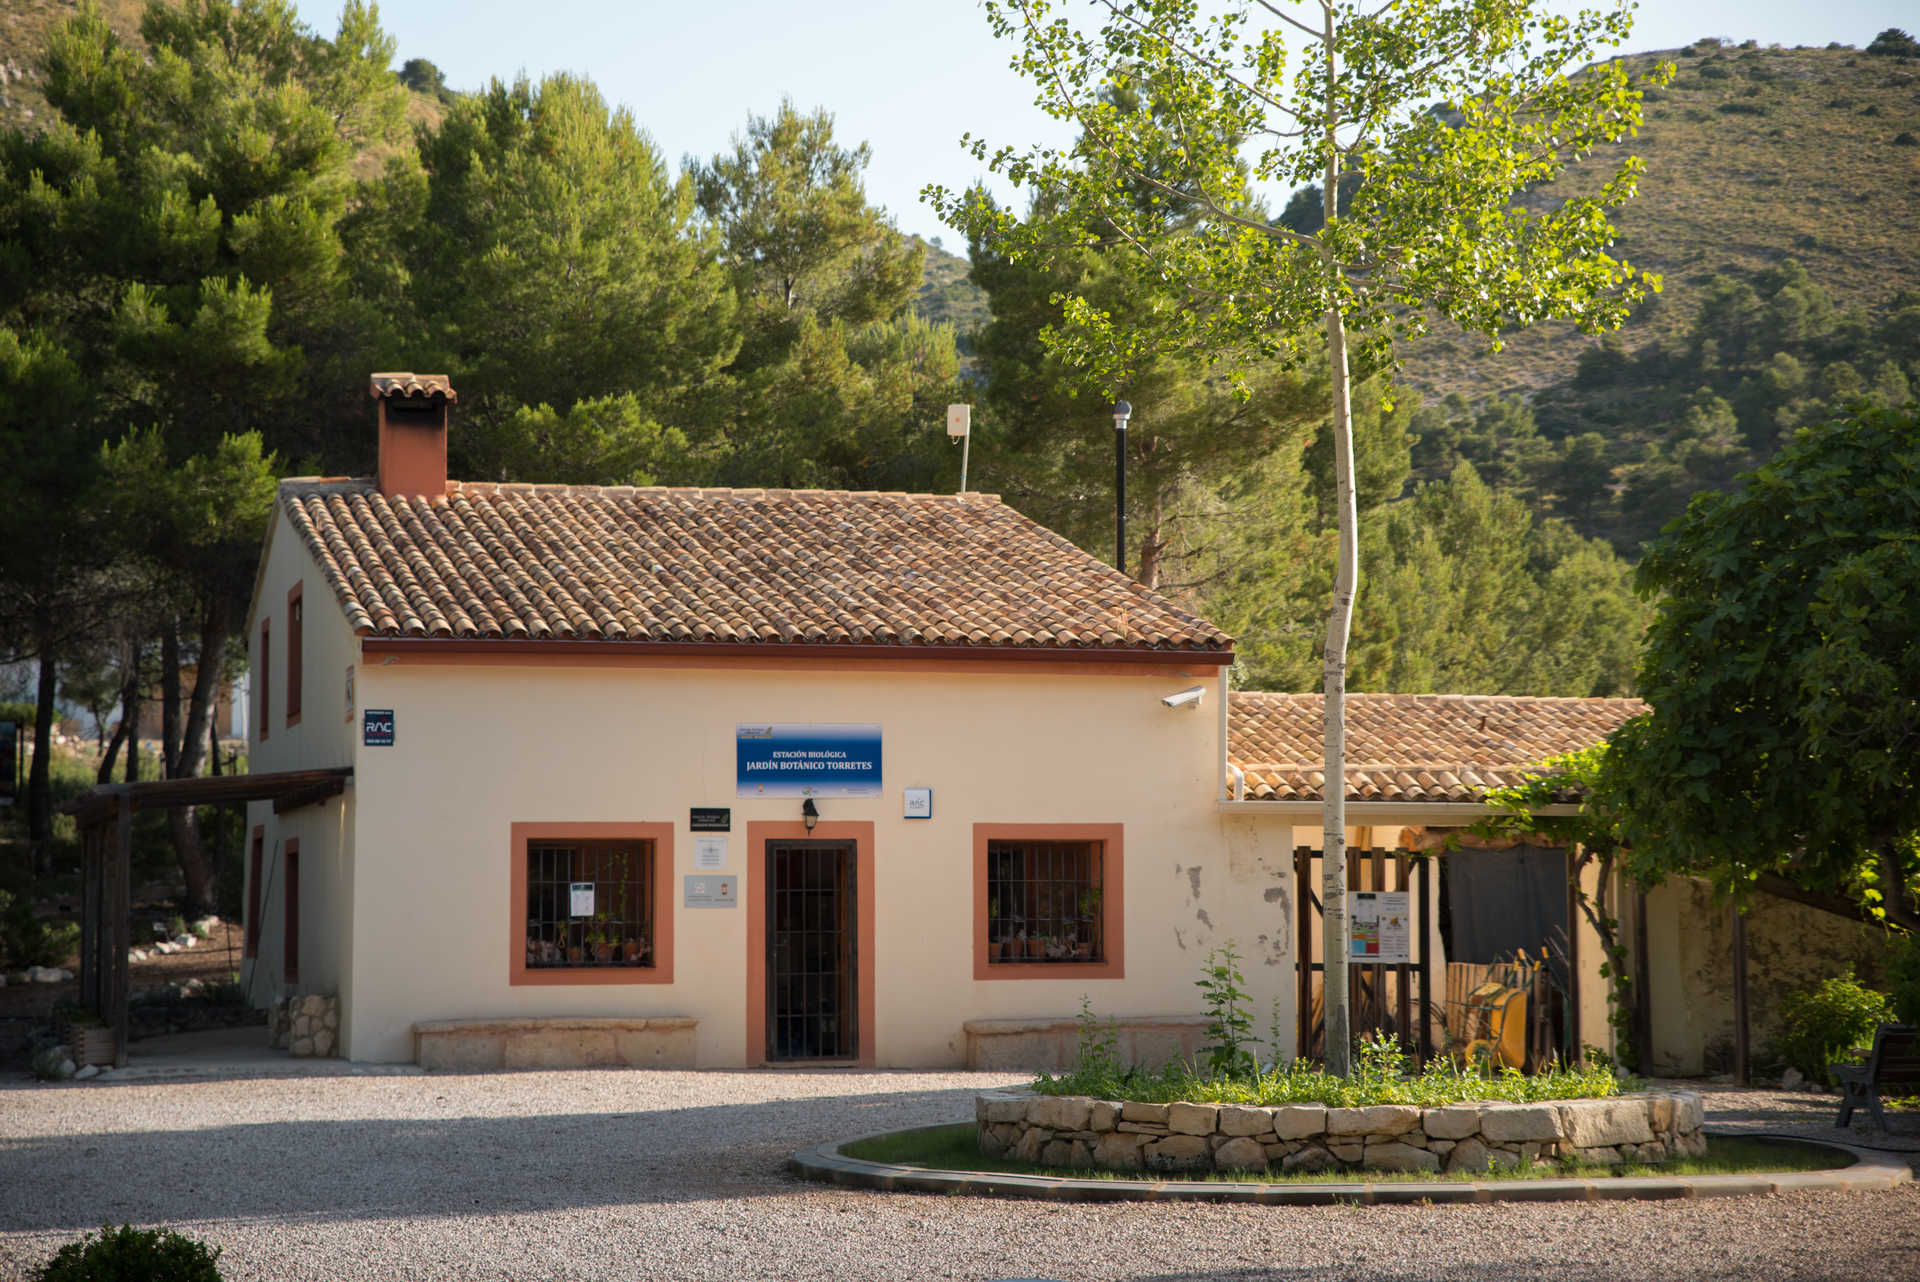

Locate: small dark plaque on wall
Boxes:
[690,807,730,832]
[363,708,395,747]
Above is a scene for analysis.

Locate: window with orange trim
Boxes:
[988,839,1106,964]
[509,823,674,986]
[973,823,1124,981]
[285,582,303,727]
[245,827,264,958]
[524,839,656,969]
[258,618,270,741]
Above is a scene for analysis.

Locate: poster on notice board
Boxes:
[1348,890,1412,964]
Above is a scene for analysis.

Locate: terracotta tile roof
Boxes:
[279,479,1233,655]
[1227,691,1644,804]
[370,372,456,402]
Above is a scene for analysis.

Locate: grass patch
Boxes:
[844,1124,1850,1185]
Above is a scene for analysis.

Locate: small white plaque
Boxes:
[569,882,595,917]
[903,787,933,819]
[694,835,727,870]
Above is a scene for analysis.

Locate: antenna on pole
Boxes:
[946,404,971,493]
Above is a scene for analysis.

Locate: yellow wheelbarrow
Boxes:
[1462,977,1528,1070]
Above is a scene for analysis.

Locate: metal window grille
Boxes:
[525,839,655,968]
[986,839,1103,964]
[766,841,858,1060]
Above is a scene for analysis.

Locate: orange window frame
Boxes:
[285,581,303,728]
[245,826,264,958]
[258,618,270,741]
[508,823,675,986]
[972,823,1124,981]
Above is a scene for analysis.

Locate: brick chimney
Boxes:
[369,372,456,498]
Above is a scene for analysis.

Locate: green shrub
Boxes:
[1195,944,1257,1079]
[0,890,81,969]
[1887,935,1920,1027]
[1038,953,1630,1108]
[1772,971,1894,1086]
[33,1225,223,1282]
[1895,132,1919,147]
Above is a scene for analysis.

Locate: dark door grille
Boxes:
[767,840,857,1061]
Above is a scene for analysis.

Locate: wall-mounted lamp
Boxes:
[802,798,819,832]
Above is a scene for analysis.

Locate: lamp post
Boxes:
[1112,401,1132,577]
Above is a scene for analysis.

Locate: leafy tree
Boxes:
[690,102,958,490]
[1866,28,1920,58]
[412,72,738,483]
[966,190,1326,591]
[1351,463,1644,696]
[929,0,1665,1072]
[2,0,408,903]
[1600,403,1920,931]
[691,99,923,363]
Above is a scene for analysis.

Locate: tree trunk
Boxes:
[1318,5,1356,1078]
[97,717,128,785]
[26,630,56,872]
[1136,494,1166,590]
[122,654,141,784]
[166,594,230,916]
[160,621,182,778]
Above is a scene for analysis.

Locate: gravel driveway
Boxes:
[2,1066,1918,1282]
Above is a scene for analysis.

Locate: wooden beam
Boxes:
[1632,887,1653,1074]
[273,776,347,814]
[1731,904,1750,1086]
[113,796,132,1070]
[1565,847,1583,1065]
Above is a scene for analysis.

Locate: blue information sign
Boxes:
[736,723,882,798]
[363,708,395,747]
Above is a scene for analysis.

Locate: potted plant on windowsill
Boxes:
[623,935,649,964]
[1027,932,1050,960]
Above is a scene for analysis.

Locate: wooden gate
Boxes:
[1294,846,1434,1066]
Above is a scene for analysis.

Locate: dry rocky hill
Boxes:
[1399,38,1920,402]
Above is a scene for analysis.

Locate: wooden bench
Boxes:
[412,1017,696,1071]
[1833,1024,1920,1130]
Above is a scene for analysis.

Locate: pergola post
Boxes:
[113,793,132,1068]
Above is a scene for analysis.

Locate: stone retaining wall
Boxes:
[975,1089,1706,1175]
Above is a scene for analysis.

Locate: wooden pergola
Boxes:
[61,768,351,1067]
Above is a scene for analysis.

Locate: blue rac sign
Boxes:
[735,724,881,798]
[363,708,395,747]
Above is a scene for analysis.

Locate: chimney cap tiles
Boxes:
[369,372,457,403]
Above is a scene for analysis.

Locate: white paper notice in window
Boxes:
[694,835,727,870]
[569,882,594,917]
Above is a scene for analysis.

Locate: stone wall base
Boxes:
[270,994,340,1057]
[976,1089,1707,1176]
[412,1017,697,1070]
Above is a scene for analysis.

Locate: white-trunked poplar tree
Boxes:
[929,0,1667,1074]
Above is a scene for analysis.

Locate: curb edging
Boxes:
[788,1125,1911,1204]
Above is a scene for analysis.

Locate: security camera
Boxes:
[1161,686,1205,710]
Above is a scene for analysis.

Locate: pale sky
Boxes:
[301,1,1915,247]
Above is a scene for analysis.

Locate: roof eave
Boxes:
[1214,799,1585,823]
[358,636,1234,666]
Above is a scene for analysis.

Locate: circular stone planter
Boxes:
[976,1088,1709,1176]
[792,1126,1909,1205]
